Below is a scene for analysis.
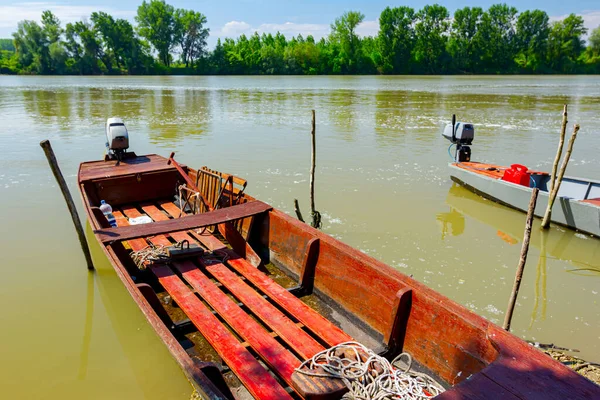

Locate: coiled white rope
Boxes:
[296,341,445,400]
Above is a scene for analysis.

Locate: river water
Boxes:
[1,75,599,398]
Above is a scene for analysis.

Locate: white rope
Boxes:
[296,342,445,400]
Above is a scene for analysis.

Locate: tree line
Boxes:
[1,0,600,75]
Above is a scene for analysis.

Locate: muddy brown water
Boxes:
[1,75,599,398]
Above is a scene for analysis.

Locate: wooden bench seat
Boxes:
[114,203,351,399]
[113,210,292,399]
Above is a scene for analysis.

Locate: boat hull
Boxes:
[450,163,600,237]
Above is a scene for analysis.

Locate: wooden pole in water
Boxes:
[309,110,321,229]
[541,124,580,229]
[548,105,568,195]
[40,140,95,270]
[503,187,539,331]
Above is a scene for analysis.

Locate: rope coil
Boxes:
[296,342,445,400]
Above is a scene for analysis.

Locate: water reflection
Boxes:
[77,270,95,380]
[436,208,465,240]
[444,183,600,269]
[530,232,548,329]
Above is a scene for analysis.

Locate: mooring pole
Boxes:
[309,110,321,229]
[503,188,539,331]
[40,140,94,270]
[541,124,580,229]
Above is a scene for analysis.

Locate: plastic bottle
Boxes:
[99,200,117,227]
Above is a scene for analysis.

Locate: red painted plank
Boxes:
[112,211,150,251]
[207,262,325,360]
[483,325,600,399]
[95,200,272,243]
[225,255,354,347]
[173,260,300,386]
[152,264,292,400]
[159,200,353,347]
[121,206,172,247]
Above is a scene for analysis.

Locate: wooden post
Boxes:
[293,199,305,223]
[40,140,95,270]
[309,110,321,228]
[541,124,580,229]
[503,188,539,331]
[548,105,568,195]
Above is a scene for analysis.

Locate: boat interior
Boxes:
[455,162,600,205]
[78,154,598,399]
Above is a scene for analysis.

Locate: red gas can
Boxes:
[502,164,531,187]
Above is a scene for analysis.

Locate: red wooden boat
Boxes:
[78,152,599,399]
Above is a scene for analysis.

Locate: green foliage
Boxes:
[448,7,484,73]
[515,10,549,72]
[378,7,415,73]
[136,0,177,66]
[329,11,365,73]
[414,4,450,73]
[174,10,209,68]
[0,38,15,51]
[5,2,600,75]
[547,14,587,73]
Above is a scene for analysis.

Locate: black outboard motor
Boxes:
[442,114,474,162]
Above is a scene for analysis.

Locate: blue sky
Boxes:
[1,1,599,47]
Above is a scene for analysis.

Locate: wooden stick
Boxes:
[549,105,568,195]
[503,188,539,331]
[309,110,322,229]
[40,140,95,270]
[541,124,580,229]
[294,199,305,223]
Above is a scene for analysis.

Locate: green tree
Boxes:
[448,7,484,73]
[414,4,450,73]
[589,26,600,55]
[378,6,415,73]
[13,20,48,73]
[41,10,62,44]
[65,21,104,74]
[0,38,15,51]
[478,4,518,72]
[329,11,365,73]
[136,0,176,66]
[174,10,209,68]
[547,14,587,72]
[515,10,549,72]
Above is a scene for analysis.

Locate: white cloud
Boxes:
[217,19,380,40]
[220,20,252,36]
[0,2,135,34]
[356,20,379,38]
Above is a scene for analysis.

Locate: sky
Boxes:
[0,0,599,47]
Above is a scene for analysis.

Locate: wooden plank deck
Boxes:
[158,200,354,348]
[114,208,293,399]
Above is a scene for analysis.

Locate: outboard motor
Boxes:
[105,117,129,162]
[442,114,474,162]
